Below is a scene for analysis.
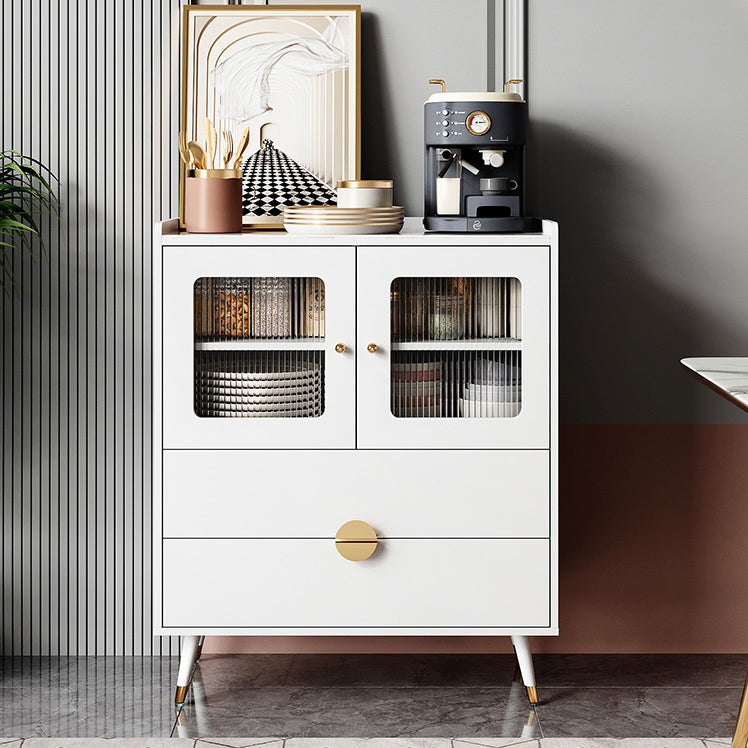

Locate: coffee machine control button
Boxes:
[441,109,450,116]
[441,120,449,126]
[440,130,449,137]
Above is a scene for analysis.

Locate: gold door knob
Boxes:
[335,343,346,353]
[367,343,378,353]
[335,520,378,561]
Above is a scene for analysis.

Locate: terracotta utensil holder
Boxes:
[184,170,242,233]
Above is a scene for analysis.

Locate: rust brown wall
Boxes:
[204,423,748,655]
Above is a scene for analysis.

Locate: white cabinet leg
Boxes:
[195,635,205,663]
[175,635,201,707]
[511,635,538,704]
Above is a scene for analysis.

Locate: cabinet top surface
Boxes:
[157,217,557,247]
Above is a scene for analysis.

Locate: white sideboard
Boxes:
[152,217,558,709]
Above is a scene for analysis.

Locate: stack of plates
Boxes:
[284,206,404,235]
[391,361,441,417]
[195,360,322,418]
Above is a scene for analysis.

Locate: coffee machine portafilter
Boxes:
[423,79,540,233]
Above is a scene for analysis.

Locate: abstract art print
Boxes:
[180,5,360,229]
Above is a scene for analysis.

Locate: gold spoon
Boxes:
[232,126,250,169]
[187,141,206,170]
[178,131,191,166]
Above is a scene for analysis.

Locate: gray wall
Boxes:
[0,0,513,655]
[526,0,748,424]
[290,0,500,211]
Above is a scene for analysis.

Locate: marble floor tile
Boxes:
[534,655,748,689]
[702,741,733,747]
[195,739,284,748]
[284,739,453,748]
[23,740,195,748]
[537,688,740,737]
[191,654,519,689]
[1,655,746,739]
[538,740,707,748]
[172,679,538,738]
[453,739,541,748]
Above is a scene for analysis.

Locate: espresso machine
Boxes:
[423,79,540,232]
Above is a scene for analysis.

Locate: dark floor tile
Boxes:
[0,685,80,738]
[534,654,748,689]
[173,676,540,738]
[194,654,519,689]
[1,655,745,738]
[0,657,179,692]
[538,686,741,737]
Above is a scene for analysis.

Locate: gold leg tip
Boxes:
[175,685,188,706]
[526,685,538,704]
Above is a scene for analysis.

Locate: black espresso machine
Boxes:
[423,79,540,233]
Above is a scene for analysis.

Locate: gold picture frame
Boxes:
[179,4,361,231]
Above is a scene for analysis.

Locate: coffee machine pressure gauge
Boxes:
[466,111,491,135]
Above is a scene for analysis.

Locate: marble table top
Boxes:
[681,357,748,414]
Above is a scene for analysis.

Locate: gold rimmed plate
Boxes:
[285,222,403,236]
[285,204,404,211]
[285,207,404,217]
[284,217,404,225]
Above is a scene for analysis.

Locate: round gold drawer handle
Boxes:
[335,343,346,354]
[335,520,378,562]
[367,343,378,353]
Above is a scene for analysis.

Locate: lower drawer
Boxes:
[162,449,550,538]
[162,538,550,628]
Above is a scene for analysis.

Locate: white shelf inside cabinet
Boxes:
[195,339,326,351]
[391,339,522,351]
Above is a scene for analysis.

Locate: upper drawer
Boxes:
[162,449,549,539]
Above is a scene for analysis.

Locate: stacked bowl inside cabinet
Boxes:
[459,357,522,418]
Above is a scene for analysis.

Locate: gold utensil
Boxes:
[187,141,206,170]
[203,115,217,169]
[232,126,250,169]
[222,130,234,168]
[178,131,191,167]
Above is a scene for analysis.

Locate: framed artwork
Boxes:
[180,4,360,229]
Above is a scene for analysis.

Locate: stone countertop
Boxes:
[681,357,748,414]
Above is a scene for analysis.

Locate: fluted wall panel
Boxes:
[0,0,184,655]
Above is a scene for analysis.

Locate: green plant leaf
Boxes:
[0,148,60,293]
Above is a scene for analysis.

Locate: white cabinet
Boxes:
[153,218,558,709]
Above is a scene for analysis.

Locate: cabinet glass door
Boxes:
[162,246,355,449]
[357,246,549,449]
[194,277,326,419]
